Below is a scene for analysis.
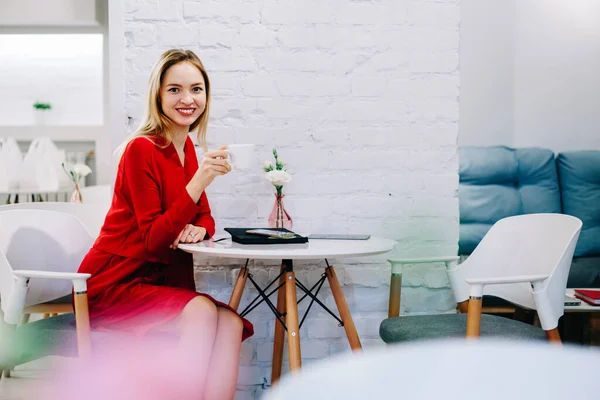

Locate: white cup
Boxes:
[225,144,255,170]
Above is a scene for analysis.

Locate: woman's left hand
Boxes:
[171,224,207,248]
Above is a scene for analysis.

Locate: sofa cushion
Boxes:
[567,257,600,288]
[459,146,561,254]
[557,151,600,257]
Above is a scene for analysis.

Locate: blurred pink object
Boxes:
[42,336,204,400]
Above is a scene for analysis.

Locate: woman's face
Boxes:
[160,61,206,130]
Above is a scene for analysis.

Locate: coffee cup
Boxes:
[224,144,255,170]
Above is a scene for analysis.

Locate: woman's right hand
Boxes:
[196,148,231,186]
[186,147,231,202]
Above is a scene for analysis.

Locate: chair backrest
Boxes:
[79,184,113,208]
[0,202,108,238]
[449,213,582,329]
[264,339,600,400]
[0,209,94,313]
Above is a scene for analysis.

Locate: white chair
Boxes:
[0,210,92,376]
[0,202,108,239]
[380,214,582,343]
[264,339,600,400]
[79,184,113,208]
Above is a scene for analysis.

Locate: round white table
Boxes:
[179,235,396,382]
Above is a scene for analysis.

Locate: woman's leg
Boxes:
[202,307,244,400]
[173,296,219,394]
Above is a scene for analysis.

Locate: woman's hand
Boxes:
[196,146,231,186]
[171,224,207,249]
[186,146,231,203]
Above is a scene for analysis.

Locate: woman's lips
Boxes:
[176,108,196,116]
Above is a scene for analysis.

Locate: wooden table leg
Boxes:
[229,266,249,311]
[388,273,402,318]
[271,264,287,384]
[285,268,302,372]
[325,265,362,351]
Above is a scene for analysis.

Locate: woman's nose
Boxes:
[181,92,193,104]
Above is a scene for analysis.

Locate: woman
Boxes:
[78,49,253,398]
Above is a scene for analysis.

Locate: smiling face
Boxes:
[160,61,207,132]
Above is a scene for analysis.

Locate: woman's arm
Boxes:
[194,192,216,239]
[123,138,200,255]
[123,138,229,255]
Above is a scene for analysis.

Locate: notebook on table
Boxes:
[224,228,308,245]
[573,289,600,306]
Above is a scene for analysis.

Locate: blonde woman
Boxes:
[78,49,252,398]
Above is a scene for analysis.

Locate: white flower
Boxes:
[265,170,291,186]
[73,163,92,177]
[263,161,273,169]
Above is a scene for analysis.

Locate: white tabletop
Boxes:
[178,235,396,260]
[565,289,600,312]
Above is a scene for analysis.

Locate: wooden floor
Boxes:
[2,314,598,399]
[0,357,71,400]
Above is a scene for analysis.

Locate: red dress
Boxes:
[78,135,253,341]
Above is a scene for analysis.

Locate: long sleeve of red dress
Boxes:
[122,137,213,255]
[91,136,215,264]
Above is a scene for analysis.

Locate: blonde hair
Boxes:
[117,49,211,157]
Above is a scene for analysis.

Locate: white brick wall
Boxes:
[123,0,459,397]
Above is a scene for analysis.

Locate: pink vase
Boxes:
[268,194,292,230]
[70,182,83,203]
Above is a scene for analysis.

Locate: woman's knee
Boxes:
[180,296,218,326]
[217,307,243,332]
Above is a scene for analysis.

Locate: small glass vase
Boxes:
[268,193,292,230]
[70,182,83,203]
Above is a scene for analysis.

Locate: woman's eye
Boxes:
[168,88,179,93]
[193,87,203,93]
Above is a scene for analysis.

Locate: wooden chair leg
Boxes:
[1,322,16,378]
[228,266,248,311]
[545,328,562,343]
[43,313,50,319]
[325,266,362,351]
[19,313,31,325]
[285,270,302,373]
[271,265,287,385]
[73,291,92,358]
[465,297,483,338]
[457,300,469,313]
[388,273,402,318]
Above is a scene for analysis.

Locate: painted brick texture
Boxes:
[123,0,459,397]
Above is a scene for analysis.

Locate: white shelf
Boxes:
[0,126,102,142]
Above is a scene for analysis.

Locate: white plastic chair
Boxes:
[0,209,93,372]
[264,339,600,400]
[79,184,113,208]
[0,202,108,239]
[380,214,582,343]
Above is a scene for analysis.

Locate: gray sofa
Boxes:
[459,147,600,288]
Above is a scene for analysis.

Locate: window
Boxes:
[0,34,103,126]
